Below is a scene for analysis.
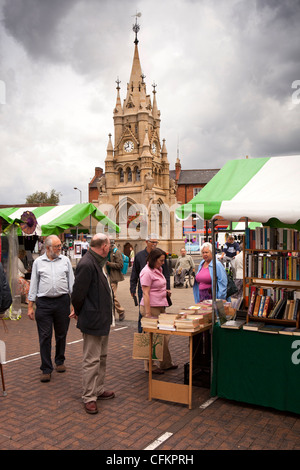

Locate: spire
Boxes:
[124,14,147,111]
[152,82,159,119]
[141,129,152,158]
[114,77,123,114]
[105,133,114,161]
[161,138,168,161]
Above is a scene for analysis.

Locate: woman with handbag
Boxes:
[140,248,178,374]
[193,242,228,303]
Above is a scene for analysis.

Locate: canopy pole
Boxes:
[211,219,217,303]
[210,218,217,388]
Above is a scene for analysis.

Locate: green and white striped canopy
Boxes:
[176,155,300,230]
[0,203,120,236]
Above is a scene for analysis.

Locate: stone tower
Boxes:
[95,18,182,254]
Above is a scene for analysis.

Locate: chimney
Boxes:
[95,167,103,178]
[175,157,181,182]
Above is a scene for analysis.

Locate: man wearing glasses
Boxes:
[130,234,170,332]
[28,235,74,382]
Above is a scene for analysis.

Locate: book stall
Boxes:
[176,155,300,414]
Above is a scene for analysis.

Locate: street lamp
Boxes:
[74,187,82,204]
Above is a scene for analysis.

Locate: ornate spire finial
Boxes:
[115,77,121,90]
[132,12,142,44]
[152,82,157,93]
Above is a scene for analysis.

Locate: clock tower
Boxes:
[94,17,182,253]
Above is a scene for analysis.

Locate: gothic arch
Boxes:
[115,196,148,239]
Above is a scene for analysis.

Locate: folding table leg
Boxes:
[0,363,7,396]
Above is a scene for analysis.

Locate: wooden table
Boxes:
[143,326,211,409]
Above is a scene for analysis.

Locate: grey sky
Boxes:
[0,0,299,205]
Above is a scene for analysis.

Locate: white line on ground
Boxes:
[199,396,218,409]
[144,395,218,450]
[2,325,128,364]
[144,432,173,451]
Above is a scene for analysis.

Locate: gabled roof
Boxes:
[170,169,219,184]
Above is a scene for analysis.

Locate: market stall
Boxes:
[176,155,300,414]
[0,203,119,236]
[0,203,119,319]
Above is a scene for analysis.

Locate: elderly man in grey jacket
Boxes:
[106,239,125,321]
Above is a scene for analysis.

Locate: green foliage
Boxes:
[26,189,61,205]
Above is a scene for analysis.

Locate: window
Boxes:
[119,168,124,183]
[135,167,140,182]
[193,187,201,197]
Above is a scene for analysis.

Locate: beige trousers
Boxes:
[82,333,109,403]
[140,305,173,370]
[110,281,125,316]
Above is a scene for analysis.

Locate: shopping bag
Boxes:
[226,272,238,298]
[132,332,164,360]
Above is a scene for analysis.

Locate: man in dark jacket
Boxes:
[71,233,115,414]
[130,234,170,332]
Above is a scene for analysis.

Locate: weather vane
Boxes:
[132,12,142,44]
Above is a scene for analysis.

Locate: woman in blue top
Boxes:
[193,242,228,303]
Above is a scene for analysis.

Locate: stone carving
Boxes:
[169,178,177,194]
[144,171,154,191]
[97,176,106,193]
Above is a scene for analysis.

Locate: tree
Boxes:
[26,189,61,205]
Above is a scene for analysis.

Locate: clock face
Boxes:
[151,142,157,154]
[124,140,134,152]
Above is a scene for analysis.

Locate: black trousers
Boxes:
[35,295,70,374]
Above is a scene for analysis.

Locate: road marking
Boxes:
[199,396,218,409]
[3,326,127,364]
[144,432,173,450]
[144,396,218,450]
[4,351,40,364]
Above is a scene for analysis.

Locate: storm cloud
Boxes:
[0,0,299,205]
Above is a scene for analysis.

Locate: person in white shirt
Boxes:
[27,235,74,383]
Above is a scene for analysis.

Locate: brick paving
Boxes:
[0,278,299,451]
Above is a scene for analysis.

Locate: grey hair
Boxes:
[45,235,60,248]
[200,242,213,253]
[90,233,110,247]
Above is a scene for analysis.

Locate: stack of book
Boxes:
[174,317,202,332]
[141,317,158,329]
[157,313,180,331]
[186,312,212,325]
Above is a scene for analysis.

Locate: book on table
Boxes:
[221,319,246,329]
[279,327,298,335]
[141,317,158,329]
[243,322,265,331]
[258,325,285,334]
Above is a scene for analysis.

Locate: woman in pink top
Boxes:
[140,248,177,374]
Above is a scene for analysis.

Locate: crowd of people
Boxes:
[1,231,242,415]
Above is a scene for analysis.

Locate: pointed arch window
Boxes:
[119,168,124,183]
[127,167,132,183]
[135,167,141,182]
